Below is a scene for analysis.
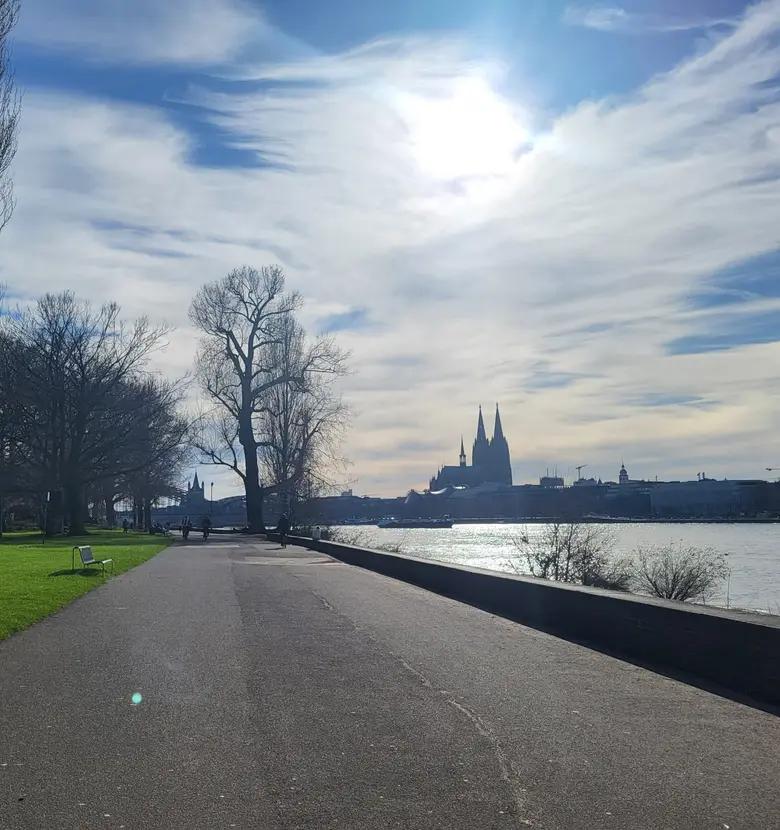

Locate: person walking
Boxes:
[276,514,290,549]
[201,515,211,541]
[182,516,191,541]
[122,518,129,534]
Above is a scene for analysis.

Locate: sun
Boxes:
[398,76,528,181]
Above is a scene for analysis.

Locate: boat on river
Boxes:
[377,517,453,529]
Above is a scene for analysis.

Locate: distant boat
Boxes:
[377,517,453,529]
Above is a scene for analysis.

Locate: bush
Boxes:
[583,556,635,591]
[511,522,632,591]
[634,543,728,602]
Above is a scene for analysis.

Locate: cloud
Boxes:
[563,5,737,34]
[4,0,780,494]
[16,0,306,66]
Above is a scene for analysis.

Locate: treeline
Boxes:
[0,265,349,536]
[0,290,188,534]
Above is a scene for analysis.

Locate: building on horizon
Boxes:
[429,405,513,491]
[182,471,206,510]
[147,472,248,528]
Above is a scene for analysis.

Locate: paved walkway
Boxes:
[1,538,778,829]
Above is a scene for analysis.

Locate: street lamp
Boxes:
[210,482,214,515]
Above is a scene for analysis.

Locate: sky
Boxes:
[2,0,779,497]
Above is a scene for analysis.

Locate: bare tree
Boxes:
[0,1,19,231]
[101,377,190,530]
[190,265,347,531]
[257,315,348,521]
[511,522,633,591]
[634,543,728,602]
[0,287,26,496]
[7,292,170,534]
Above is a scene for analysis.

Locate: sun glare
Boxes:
[399,76,528,180]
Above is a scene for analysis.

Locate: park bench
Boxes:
[71,545,114,576]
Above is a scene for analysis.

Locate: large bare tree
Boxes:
[190,265,347,531]
[0,1,19,231]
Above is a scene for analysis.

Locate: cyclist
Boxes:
[276,513,290,549]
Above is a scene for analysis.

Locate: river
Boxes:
[338,522,779,614]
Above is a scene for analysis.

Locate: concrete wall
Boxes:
[286,535,780,708]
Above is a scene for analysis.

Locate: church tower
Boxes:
[472,406,490,473]
[619,462,629,485]
[488,405,513,486]
[428,404,514,491]
[186,472,205,506]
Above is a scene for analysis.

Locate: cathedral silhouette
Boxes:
[429,405,512,490]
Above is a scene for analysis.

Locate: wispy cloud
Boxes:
[563,5,737,34]
[16,0,307,66]
[4,0,780,493]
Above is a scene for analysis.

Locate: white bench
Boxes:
[71,545,114,576]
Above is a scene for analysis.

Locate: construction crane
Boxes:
[575,464,588,481]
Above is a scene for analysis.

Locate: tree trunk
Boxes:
[66,482,86,536]
[104,492,116,528]
[144,498,152,534]
[44,489,65,536]
[244,449,265,532]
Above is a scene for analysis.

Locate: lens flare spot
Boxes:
[131,692,143,705]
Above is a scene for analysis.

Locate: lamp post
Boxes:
[210,482,214,516]
[42,490,50,544]
[725,553,731,609]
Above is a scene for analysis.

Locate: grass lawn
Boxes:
[0,529,170,640]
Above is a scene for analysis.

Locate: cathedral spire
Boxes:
[493,404,504,440]
[473,405,490,473]
[476,405,487,442]
[487,403,512,486]
[193,471,200,490]
[459,436,466,467]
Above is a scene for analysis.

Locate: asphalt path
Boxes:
[1,538,778,829]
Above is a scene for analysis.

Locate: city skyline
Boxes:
[2,0,778,497]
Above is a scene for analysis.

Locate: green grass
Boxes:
[0,529,170,640]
